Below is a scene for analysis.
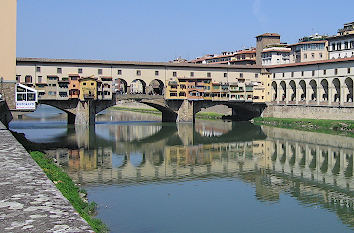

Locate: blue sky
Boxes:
[17,0,354,61]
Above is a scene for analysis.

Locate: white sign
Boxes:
[16,102,36,110]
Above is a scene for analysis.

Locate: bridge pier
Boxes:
[177,100,196,123]
[74,100,96,125]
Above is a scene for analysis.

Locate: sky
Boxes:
[17,0,354,62]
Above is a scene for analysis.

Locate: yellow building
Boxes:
[0,0,17,81]
[79,76,97,101]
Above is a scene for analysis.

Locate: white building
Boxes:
[261,46,290,66]
[328,22,354,59]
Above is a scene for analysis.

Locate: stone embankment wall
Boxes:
[0,122,93,232]
[262,105,354,121]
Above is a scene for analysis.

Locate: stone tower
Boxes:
[256,33,280,66]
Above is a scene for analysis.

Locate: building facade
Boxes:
[0,0,17,81]
[328,22,354,59]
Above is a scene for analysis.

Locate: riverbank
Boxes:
[110,106,224,120]
[253,117,354,138]
[30,151,108,233]
[0,122,95,232]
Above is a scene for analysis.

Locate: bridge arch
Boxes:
[299,80,306,101]
[271,81,277,101]
[280,81,286,101]
[344,77,353,102]
[309,79,317,101]
[320,79,329,102]
[289,80,296,102]
[148,79,165,95]
[130,79,147,94]
[115,78,128,94]
[332,78,341,103]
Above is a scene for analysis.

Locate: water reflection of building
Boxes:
[45,122,353,228]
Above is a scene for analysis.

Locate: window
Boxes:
[291,72,294,77]
[91,82,94,86]
[98,69,102,75]
[118,70,122,75]
[332,44,336,51]
[36,67,41,72]
[348,68,351,74]
[190,72,194,77]
[207,72,211,78]
[38,76,42,83]
[78,68,83,74]
[323,69,327,75]
[57,68,62,74]
[155,71,159,76]
[282,73,285,77]
[255,73,258,78]
[304,53,307,59]
[351,41,354,49]
[224,73,227,78]
[240,73,243,78]
[319,53,323,58]
[137,70,141,76]
[83,83,87,86]
[173,72,177,77]
[311,53,315,59]
[335,68,338,75]
[301,71,304,76]
[16,75,20,83]
[337,43,341,50]
[345,41,349,49]
[273,73,275,78]
[312,70,315,76]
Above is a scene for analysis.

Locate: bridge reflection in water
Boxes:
[37,120,354,228]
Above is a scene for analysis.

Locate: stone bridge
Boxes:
[38,94,266,125]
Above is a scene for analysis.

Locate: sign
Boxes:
[16,101,36,110]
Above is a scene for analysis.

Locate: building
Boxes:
[256,33,281,65]
[261,45,290,66]
[0,0,16,81]
[288,40,328,63]
[229,48,256,65]
[79,76,97,101]
[327,22,354,59]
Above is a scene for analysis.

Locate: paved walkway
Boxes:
[0,122,93,232]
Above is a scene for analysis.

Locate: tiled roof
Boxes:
[256,33,280,37]
[17,57,262,69]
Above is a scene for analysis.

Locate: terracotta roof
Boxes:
[267,56,354,68]
[236,49,256,55]
[288,40,327,47]
[256,33,280,38]
[17,57,262,69]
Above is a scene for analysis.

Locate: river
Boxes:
[9,105,354,233]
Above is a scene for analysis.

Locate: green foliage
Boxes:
[254,117,354,138]
[30,151,108,233]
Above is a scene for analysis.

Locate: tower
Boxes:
[256,33,280,66]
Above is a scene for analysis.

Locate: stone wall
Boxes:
[0,81,16,110]
[262,104,354,120]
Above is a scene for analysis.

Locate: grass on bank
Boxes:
[30,151,108,233]
[110,106,224,120]
[253,117,354,137]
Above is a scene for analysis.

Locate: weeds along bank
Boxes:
[30,151,108,233]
